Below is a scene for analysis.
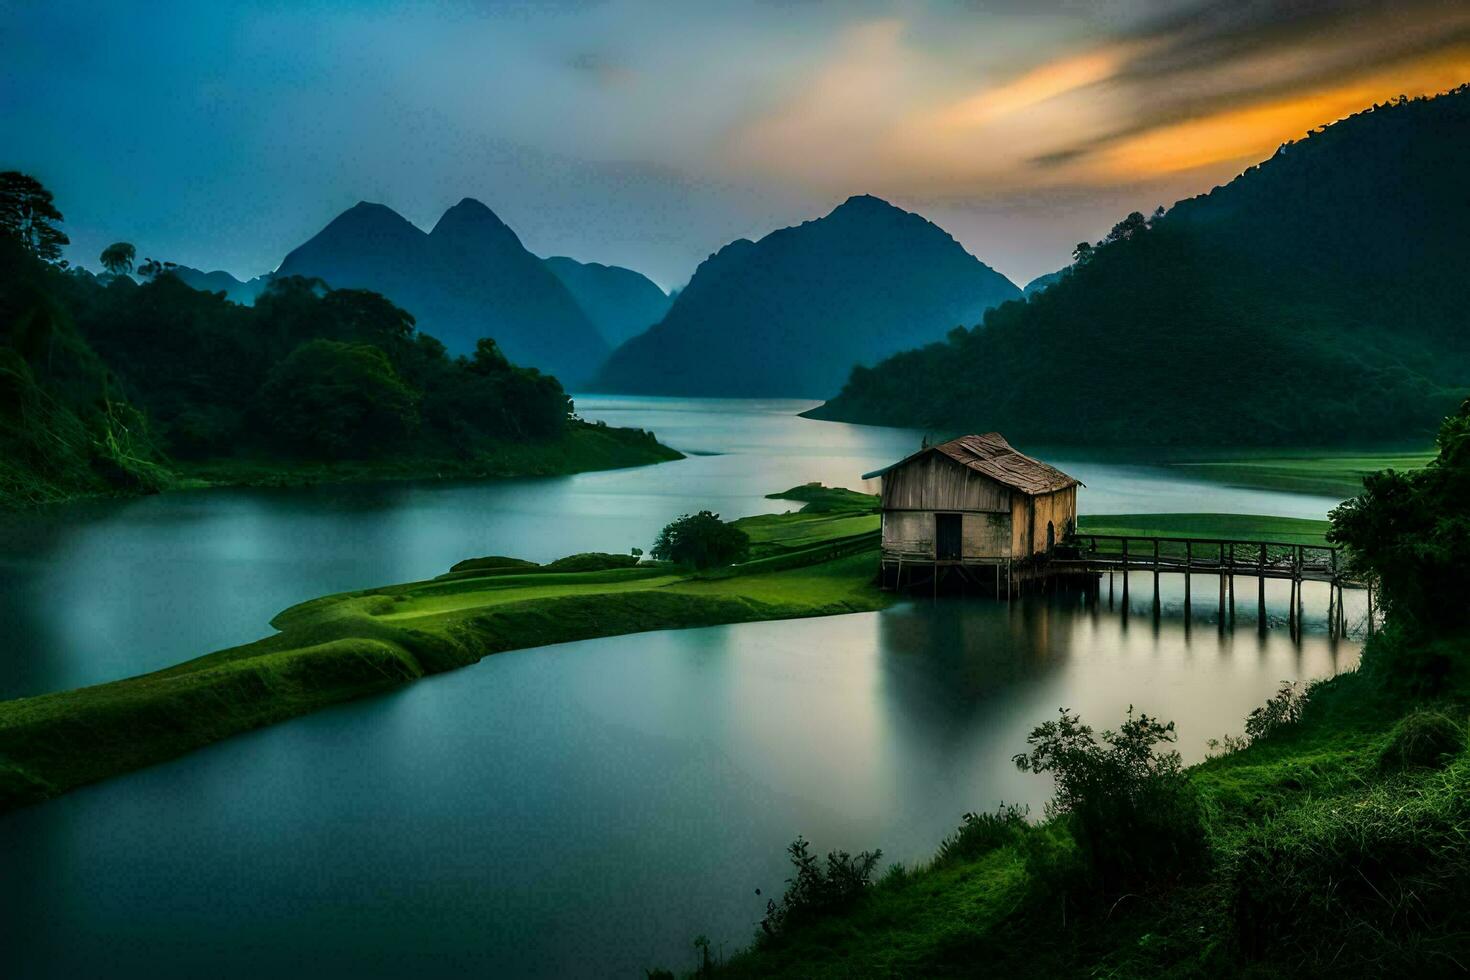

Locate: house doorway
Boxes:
[936,513,963,561]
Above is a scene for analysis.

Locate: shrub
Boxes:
[1377,709,1465,773]
[1231,764,1470,971]
[651,511,750,569]
[448,555,539,574]
[543,552,641,572]
[760,836,882,939]
[1014,707,1209,892]
[1244,681,1309,743]
[934,804,1029,867]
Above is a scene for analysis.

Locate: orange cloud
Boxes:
[1089,46,1470,180]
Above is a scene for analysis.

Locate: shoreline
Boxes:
[0,421,683,512]
[0,496,1347,814]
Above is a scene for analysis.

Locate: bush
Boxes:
[760,836,882,939]
[1377,709,1465,772]
[651,511,750,569]
[1231,764,1470,971]
[448,555,539,574]
[543,552,642,572]
[934,804,1028,867]
[1014,707,1209,892]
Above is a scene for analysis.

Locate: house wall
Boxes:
[881,510,1013,560]
[1010,486,1078,558]
[880,454,1011,513]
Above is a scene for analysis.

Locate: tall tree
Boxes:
[0,171,69,262]
[100,242,136,276]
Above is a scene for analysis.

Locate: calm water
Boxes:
[0,397,1358,978]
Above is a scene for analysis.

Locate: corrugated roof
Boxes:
[862,433,1081,495]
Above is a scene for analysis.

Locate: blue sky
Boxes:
[4,0,1466,288]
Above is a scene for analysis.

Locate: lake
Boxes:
[0,397,1360,978]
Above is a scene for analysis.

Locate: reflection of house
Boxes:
[863,434,1081,574]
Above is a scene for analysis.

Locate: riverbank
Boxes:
[1164,449,1434,498]
[706,637,1469,977]
[0,420,684,510]
[0,496,1357,812]
[0,485,883,811]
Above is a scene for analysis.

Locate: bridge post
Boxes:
[1258,543,1267,633]
[1184,541,1192,620]
[1228,542,1236,624]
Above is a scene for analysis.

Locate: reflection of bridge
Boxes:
[1049,534,1372,639]
[883,532,1376,641]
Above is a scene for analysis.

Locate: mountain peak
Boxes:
[430,197,517,241]
[829,194,901,217]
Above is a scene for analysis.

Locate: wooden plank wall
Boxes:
[880,454,1011,513]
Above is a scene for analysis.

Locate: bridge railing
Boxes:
[1064,534,1346,581]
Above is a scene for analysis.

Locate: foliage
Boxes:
[1013,707,1209,892]
[1330,397,1470,656]
[651,511,751,569]
[258,340,419,458]
[811,88,1470,445]
[542,552,642,572]
[0,171,69,262]
[1243,681,1308,743]
[99,242,135,276]
[934,804,1028,867]
[760,836,883,939]
[1377,709,1465,772]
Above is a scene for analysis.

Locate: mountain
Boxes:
[171,266,269,305]
[543,256,671,348]
[1022,270,1064,298]
[592,195,1021,397]
[807,87,1470,446]
[275,199,608,384]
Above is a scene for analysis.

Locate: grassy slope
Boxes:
[1166,450,1434,498]
[1077,513,1331,546]
[0,485,884,811]
[715,664,1468,978]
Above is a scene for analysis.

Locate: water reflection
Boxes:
[1,584,1358,979]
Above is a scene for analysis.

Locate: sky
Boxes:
[3,0,1468,289]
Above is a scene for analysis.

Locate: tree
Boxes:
[651,511,750,569]
[137,257,178,279]
[257,340,418,458]
[1330,397,1470,686]
[99,242,136,277]
[0,171,69,262]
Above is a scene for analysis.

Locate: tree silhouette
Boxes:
[100,242,136,276]
[0,171,69,262]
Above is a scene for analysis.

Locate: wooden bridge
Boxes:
[886,532,1376,639]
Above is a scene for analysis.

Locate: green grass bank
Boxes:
[0,485,883,811]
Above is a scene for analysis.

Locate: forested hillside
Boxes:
[809,87,1470,445]
[0,178,676,508]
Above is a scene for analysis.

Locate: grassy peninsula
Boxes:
[0,486,883,811]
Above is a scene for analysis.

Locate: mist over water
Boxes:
[0,398,1358,978]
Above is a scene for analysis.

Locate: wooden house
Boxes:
[863,434,1081,585]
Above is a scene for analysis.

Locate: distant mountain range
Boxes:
[543,256,671,349]
[1022,270,1064,298]
[274,199,610,385]
[171,267,269,305]
[592,195,1020,397]
[808,86,1470,445]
